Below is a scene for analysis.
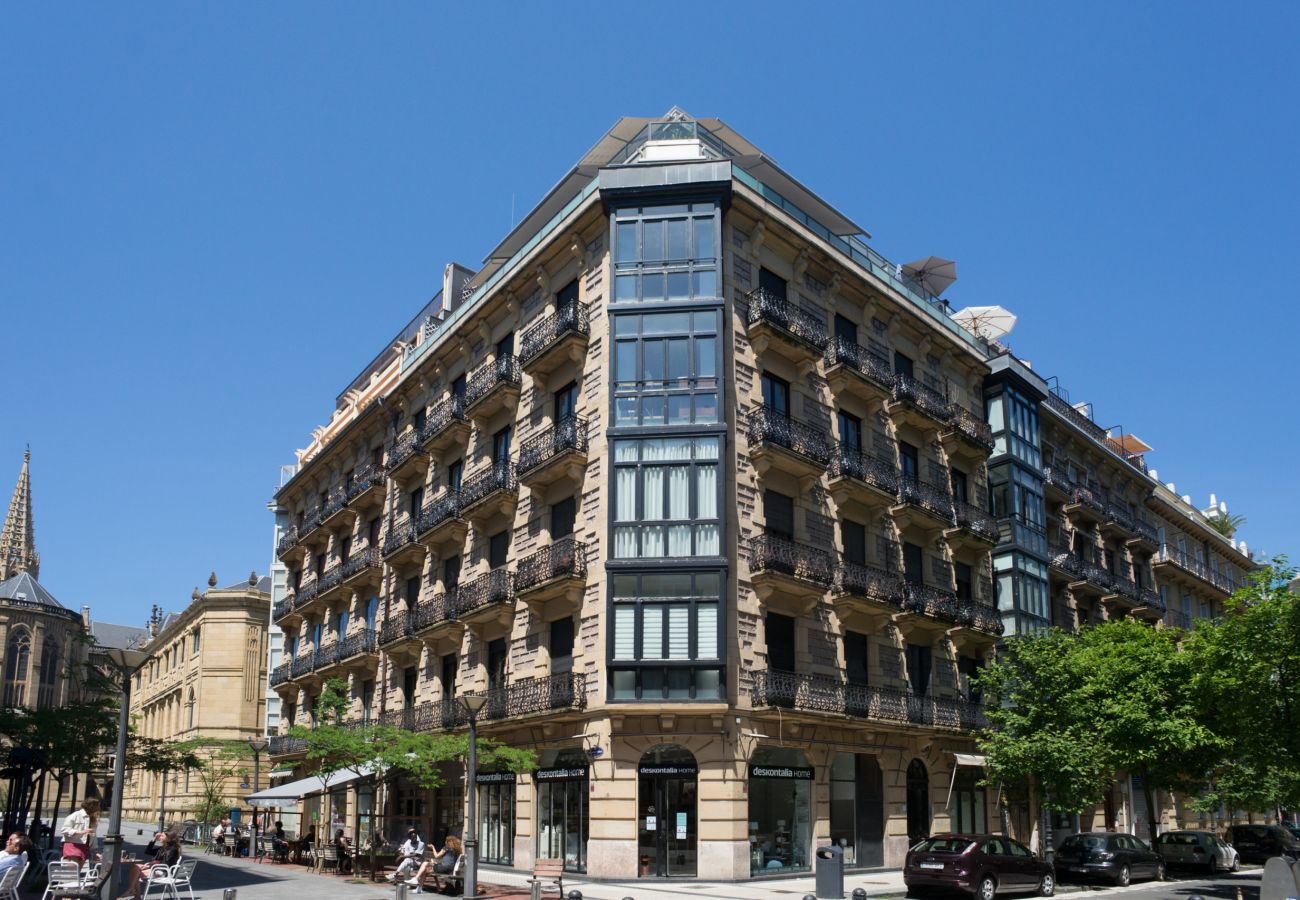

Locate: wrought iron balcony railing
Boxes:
[747,406,833,467]
[456,568,514,616]
[520,302,590,364]
[744,287,829,352]
[386,428,425,471]
[1048,543,1082,577]
[952,500,999,542]
[829,446,899,494]
[378,698,468,732]
[290,653,315,678]
[269,663,291,687]
[1156,544,1236,593]
[1067,486,1105,515]
[515,538,588,593]
[416,490,462,535]
[1103,502,1136,534]
[459,460,517,510]
[412,591,459,632]
[891,373,950,421]
[897,476,955,519]
[751,669,987,732]
[269,734,307,755]
[381,517,420,557]
[834,558,905,606]
[339,629,377,659]
[342,547,382,580]
[1132,516,1160,546]
[1164,608,1193,630]
[1137,586,1164,612]
[1043,391,1109,443]
[904,583,1004,635]
[378,609,416,646]
[272,598,295,621]
[1042,466,1073,494]
[345,463,386,502]
[421,395,467,444]
[299,506,324,538]
[946,405,995,451]
[748,533,834,587]
[481,672,587,722]
[1106,573,1138,600]
[276,526,299,556]
[518,417,589,476]
[824,335,892,388]
[318,564,344,595]
[465,355,522,409]
[293,579,319,608]
[315,641,341,669]
[321,485,347,521]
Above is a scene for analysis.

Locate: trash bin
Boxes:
[815,844,844,899]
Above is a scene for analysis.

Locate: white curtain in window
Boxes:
[667,525,692,557]
[613,527,638,559]
[643,525,665,557]
[641,606,663,658]
[642,439,668,462]
[695,524,719,556]
[696,465,716,518]
[667,606,690,659]
[613,606,637,660]
[614,441,640,462]
[644,468,665,519]
[667,466,690,519]
[695,437,720,460]
[615,469,637,521]
[697,604,718,658]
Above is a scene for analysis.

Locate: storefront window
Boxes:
[477,772,515,865]
[748,747,812,875]
[951,767,987,834]
[356,786,375,848]
[829,752,884,868]
[637,744,697,877]
[536,749,590,873]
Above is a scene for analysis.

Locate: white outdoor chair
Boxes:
[40,862,81,900]
[77,862,99,887]
[0,863,26,900]
[142,858,197,900]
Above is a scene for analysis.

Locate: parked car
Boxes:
[1154,830,1239,874]
[1226,824,1300,864]
[905,834,1055,900]
[1053,832,1164,886]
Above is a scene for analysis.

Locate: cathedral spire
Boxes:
[0,447,39,580]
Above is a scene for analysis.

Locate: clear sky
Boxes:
[3,2,1296,625]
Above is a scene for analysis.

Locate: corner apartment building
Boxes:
[266,110,1253,879]
[121,573,271,825]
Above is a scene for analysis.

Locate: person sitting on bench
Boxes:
[386,829,426,881]
[405,835,461,892]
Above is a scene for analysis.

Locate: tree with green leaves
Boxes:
[1184,559,1300,818]
[180,739,256,825]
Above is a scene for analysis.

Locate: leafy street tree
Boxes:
[1184,560,1300,817]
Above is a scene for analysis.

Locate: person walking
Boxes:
[59,798,99,869]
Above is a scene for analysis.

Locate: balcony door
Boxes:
[903,542,924,585]
[765,612,796,674]
[555,381,578,422]
[760,372,789,418]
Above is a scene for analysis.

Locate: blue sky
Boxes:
[3,3,1296,624]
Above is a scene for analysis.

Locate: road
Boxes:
[1050,867,1260,900]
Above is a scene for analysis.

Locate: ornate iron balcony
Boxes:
[750,669,987,732]
[520,302,590,364]
[318,564,344,595]
[891,373,950,421]
[481,672,587,722]
[946,405,995,451]
[386,428,425,471]
[744,287,829,352]
[518,417,589,475]
[824,336,892,388]
[465,355,521,409]
[299,507,324,539]
[416,490,462,536]
[1156,544,1234,594]
[321,485,347,521]
[1107,573,1138,600]
[962,602,1004,635]
[412,591,459,632]
[269,734,307,755]
[897,477,955,519]
[834,558,905,606]
[1067,486,1105,514]
[953,500,999,541]
[1043,391,1109,443]
[272,598,295,621]
[378,609,416,646]
[1164,608,1193,630]
[459,460,517,511]
[339,629,377,659]
[515,538,588,594]
[290,653,315,678]
[457,568,513,619]
[1132,516,1160,546]
[1103,502,1136,534]
[380,699,468,733]
[1078,560,1113,590]
[381,517,420,558]
[345,463,386,502]
[342,547,382,580]
[747,406,833,467]
[830,446,900,494]
[315,641,341,669]
[1137,586,1164,612]
[748,533,834,587]
[1048,543,1082,577]
[269,663,291,687]
[1042,466,1073,494]
[293,579,319,608]
[421,395,467,445]
[276,526,299,556]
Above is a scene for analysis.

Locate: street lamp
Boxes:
[103,647,148,900]
[247,739,268,856]
[457,694,487,900]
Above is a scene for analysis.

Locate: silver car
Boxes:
[1154,831,1239,874]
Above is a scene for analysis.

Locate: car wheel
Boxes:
[1230,856,1239,873]
[1155,861,1165,881]
[1039,872,1056,897]
[976,874,997,900]
[1115,864,1131,887]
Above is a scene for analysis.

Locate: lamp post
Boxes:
[457,694,487,900]
[157,771,168,836]
[103,647,148,900]
[247,739,268,856]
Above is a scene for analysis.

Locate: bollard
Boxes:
[804,895,817,900]
[394,882,409,900]
[531,880,542,900]
[223,890,238,900]
[853,890,868,900]
[567,892,583,900]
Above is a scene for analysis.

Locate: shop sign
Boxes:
[475,771,517,784]
[748,765,814,780]
[638,764,698,776]
[535,766,589,782]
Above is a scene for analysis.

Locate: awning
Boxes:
[245,766,373,807]
[947,753,988,808]
[268,768,296,782]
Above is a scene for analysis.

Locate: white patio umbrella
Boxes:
[951,305,1018,340]
[900,256,958,297]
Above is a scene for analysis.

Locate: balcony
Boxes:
[378,609,417,649]
[747,533,834,611]
[293,579,320,611]
[744,287,828,366]
[1100,502,1137,540]
[1063,486,1105,525]
[275,525,302,564]
[1163,608,1194,631]
[895,583,961,638]
[381,516,425,568]
[455,568,514,631]
[320,485,351,530]
[1154,544,1236,596]
[824,336,893,401]
[420,396,471,457]
[317,564,346,603]
[341,547,383,591]
[345,463,387,513]
[746,406,833,482]
[314,640,342,673]
[290,651,317,680]
[750,669,987,732]
[1042,466,1073,502]
[947,500,1000,548]
[269,662,291,688]
[459,460,518,524]
[411,591,461,640]
[480,672,587,723]
[386,428,429,484]
[514,538,588,611]
[894,477,955,530]
[378,699,467,733]
[272,597,298,625]
[519,302,590,383]
[832,558,906,629]
[464,356,521,421]
[1128,516,1160,553]
[828,446,899,508]
[943,405,996,457]
[518,417,589,488]
[888,373,951,431]
[269,734,307,757]
[298,507,326,545]
[412,489,466,553]
[338,629,379,666]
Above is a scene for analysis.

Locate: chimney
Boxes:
[81,605,91,630]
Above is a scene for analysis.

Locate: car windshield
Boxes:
[1061,835,1108,851]
[1164,834,1201,845]
[914,838,976,854]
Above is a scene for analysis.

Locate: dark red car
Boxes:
[905,834,1055,900]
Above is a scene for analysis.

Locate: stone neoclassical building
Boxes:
[264,110,1256,879]
[119,572,271,826]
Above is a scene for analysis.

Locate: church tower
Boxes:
[0,448,39,580]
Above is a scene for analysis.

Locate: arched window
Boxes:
[186,688,196,730]
[4,629,32,707]
[906,758,931,846]
[38,635,59,709]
